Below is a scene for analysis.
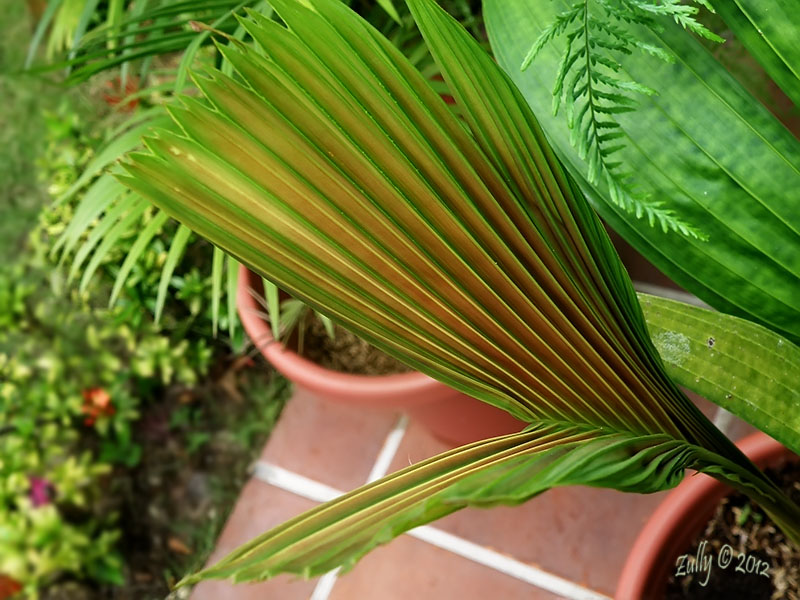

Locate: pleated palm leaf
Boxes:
[119,0,800,584]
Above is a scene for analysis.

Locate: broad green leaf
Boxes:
[485,0,800,345]
[640,293,800,457]
[714,1,800,109]
[119,0,800,582]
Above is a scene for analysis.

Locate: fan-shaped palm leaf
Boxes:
[118,0,800,584]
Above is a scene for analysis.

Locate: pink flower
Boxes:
[29,476,52,507]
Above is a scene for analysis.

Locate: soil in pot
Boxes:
[298,317,413,376]
[666,461,800,600]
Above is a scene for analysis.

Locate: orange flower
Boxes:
[101,76,140,112]
[81,388,115,426]
[0,575,22,599]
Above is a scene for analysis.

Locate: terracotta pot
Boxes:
[616,432,796,599]
[236,265,525,446]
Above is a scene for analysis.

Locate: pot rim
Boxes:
[236,265,449,400]
[615,431,791,599]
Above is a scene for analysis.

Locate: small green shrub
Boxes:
[0,259,212,595]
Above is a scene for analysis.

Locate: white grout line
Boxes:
[712,406,736,436]
[306,415,408,600]
[253,461,341,503]
[408,525,611,600]
[308,570,339,600]
[253,433,611,600]
[366,415,409,483]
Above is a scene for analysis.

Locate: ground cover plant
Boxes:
[118,0,800,587]
[0,123,289,597]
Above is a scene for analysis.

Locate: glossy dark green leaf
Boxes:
[714,1,800,109]
[485,0,800,344]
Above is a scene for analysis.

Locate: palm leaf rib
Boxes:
[118,0,800,583]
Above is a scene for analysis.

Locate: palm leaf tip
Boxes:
[120,0,800,584]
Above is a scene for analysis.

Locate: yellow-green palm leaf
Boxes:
[118,0,800,584]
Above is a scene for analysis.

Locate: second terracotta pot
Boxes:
[616,432,796,599]
[237,265,525,447]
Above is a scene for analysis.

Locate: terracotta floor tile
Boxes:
[261,388,400,490]
[200,373,760,598]
[387,421,666,596]
[434,486,667,596]
[328,534,565,600]
[191,573,316,600]
[190,480,319,600]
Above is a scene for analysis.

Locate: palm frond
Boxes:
[183,424,696,582]
[38,1,472,342]
[110,0,800,580]
[27,0,258,82]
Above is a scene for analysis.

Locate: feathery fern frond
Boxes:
[523,0,721,239]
